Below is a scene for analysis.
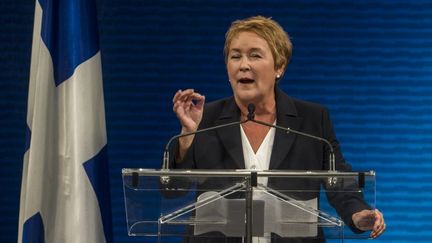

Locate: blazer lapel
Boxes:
[269,88,303,169]
[214,98,245,169]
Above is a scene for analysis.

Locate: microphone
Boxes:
[246,103,337,186]
[160,109,255,184]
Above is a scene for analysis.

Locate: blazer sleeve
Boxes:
[168,138,196,169]
[158,137,197,198]
[321,108,372,233]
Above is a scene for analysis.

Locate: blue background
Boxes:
[1,0,431,242]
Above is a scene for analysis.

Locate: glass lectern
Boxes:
[122,169,375,242]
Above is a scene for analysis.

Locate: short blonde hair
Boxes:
[224,16,293,79]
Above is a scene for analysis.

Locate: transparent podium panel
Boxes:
[122,169,376,242]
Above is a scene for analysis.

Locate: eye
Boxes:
[230,54,241,59]
[250,52,262,58]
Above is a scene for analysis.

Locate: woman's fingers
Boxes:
[195,94,205,110]
[370,210,385,238]
[172,89,205,132]
[173,89,195,103]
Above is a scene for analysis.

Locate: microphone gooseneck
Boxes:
[162,102,337,186]
[245,106,338,186]
[161,116,252,184]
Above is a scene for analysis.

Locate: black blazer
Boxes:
[169,87,370,242]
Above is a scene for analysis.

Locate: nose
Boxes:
[239,57,251,72]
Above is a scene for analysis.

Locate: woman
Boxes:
[170,16,385,242]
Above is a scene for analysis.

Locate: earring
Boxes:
[276,74,281,79]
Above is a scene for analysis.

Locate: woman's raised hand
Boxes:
[172,89,205,133]
[172,89,205,161]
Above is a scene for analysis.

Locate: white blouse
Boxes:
[240,121,276,243]
[240,121,276,185]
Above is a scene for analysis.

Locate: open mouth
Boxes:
[238,78,255,84]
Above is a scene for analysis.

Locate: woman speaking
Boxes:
[170,16,385,242]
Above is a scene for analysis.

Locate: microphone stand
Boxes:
[248,118,338,186]
[161,103,337,186]
[245,102,337,186]
[161,119,250,184]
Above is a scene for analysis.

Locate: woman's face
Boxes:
[227,31,283,105]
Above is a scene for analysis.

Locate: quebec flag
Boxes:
[18,0,113,242]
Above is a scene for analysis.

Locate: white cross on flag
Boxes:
[18,0,112,242]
